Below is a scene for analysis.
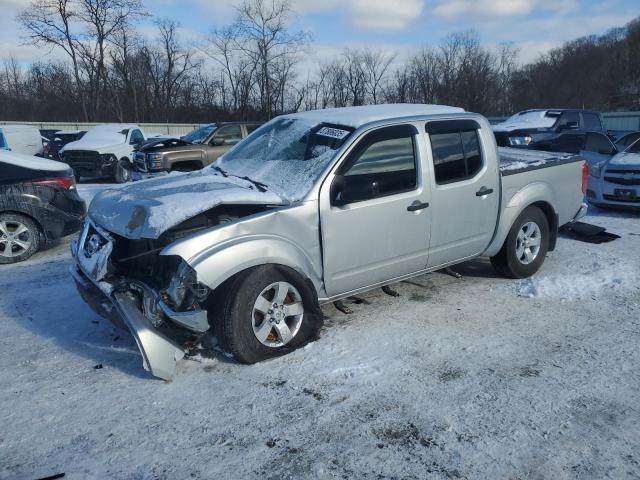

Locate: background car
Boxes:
[0,124,44,155]
[579,132,640,210]
[60,124,146,183]
[44,129,86,161]
[132,122,262,174]
[0,150,86,263]
[493,109,606,153]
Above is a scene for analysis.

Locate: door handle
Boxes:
[407,201,429,212]
[476,187,494,197]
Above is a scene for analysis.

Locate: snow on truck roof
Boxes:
[284,104,465,128]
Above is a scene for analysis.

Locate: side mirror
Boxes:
[330,174,347,206]
[212,137,226,147]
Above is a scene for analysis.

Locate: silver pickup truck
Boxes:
[71,104,588,380]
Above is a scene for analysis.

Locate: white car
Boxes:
[581,132,640,210]
[60,124,146,183]
[0,124,43,156]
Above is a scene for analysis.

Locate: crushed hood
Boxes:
[89,170,286,239]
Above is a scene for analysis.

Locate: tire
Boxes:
[216,265,322,364]
[114,159,131,183]
[490,206,549,279]
[0,213,41,264]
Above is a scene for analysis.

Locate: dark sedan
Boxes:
[0,151,86,263]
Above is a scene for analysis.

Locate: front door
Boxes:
[425,120,500,268]
[320,124,431,297]
[205,124,243,164]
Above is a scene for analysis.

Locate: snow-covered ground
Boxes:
[1,184,639,479]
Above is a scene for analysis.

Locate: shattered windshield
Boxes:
[216,118,354,202]
[183,124,217,144]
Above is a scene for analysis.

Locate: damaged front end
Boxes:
[71,219,213,380]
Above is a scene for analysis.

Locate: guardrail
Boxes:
[3,111,640,134]
[0,121,203,136]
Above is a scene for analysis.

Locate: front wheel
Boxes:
[114,159,131,183]
[216,265,322,363]
[491,206,549,278]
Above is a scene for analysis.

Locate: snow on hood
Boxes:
[60,124,133,153]
[609,152,640,167]
[89,170,285,239]
[493,111,558,132]
[0,149,69,172]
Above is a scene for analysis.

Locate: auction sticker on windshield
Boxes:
[316,126,350,139]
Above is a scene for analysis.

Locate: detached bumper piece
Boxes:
[71,266,209,380]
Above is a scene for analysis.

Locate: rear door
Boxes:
[320,124,431,297]
[425,120,500,268]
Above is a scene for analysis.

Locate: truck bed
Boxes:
[499,147,582,176]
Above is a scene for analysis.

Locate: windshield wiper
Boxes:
[212,165,228,177]
[234,174,268,192]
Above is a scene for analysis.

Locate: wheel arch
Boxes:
[484,183,559,258]
[176,236,323,307]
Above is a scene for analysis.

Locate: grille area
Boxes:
[65,150,100,169]
[603,194,639,203]
[603,176,640,186]
[133,152,147,172]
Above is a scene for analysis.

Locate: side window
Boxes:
[582,113,603,131]
[619,132,640,148]
[333,125,417,204]
[212,125,243,145]
[430,130,483,185]
[129,129,144,145]
[584,133,615,155]
[557,112,579,129]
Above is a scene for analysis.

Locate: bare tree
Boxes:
[362,48,395,104]
[18,0,88,119]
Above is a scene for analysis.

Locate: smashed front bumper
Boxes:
[70,221,209,380]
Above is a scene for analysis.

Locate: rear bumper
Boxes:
[572,202,589,221]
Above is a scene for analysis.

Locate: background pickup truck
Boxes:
[132,121,261,174]
[61,124,146,183]
[492,108,607,153]
[71,104,588,380]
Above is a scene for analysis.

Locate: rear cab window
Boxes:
[582,112,603,131]
[426,120,484,185]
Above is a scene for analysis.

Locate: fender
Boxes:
[181,235,322,293]
[483,181,558,257]
[160,202,324,294]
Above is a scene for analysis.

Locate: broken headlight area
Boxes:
[109,240,211,335]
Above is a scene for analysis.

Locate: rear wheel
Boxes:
[216,265,322,363]
[114,159,131,183]
[491,206,549,278]
[0,213,41,264]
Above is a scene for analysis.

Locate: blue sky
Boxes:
[2,0,639,65]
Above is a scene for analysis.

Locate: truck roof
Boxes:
[284,104,465,128]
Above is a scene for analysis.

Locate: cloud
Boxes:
[347,0,425,31]
[183,0,425,33]
[433,0,578,20]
